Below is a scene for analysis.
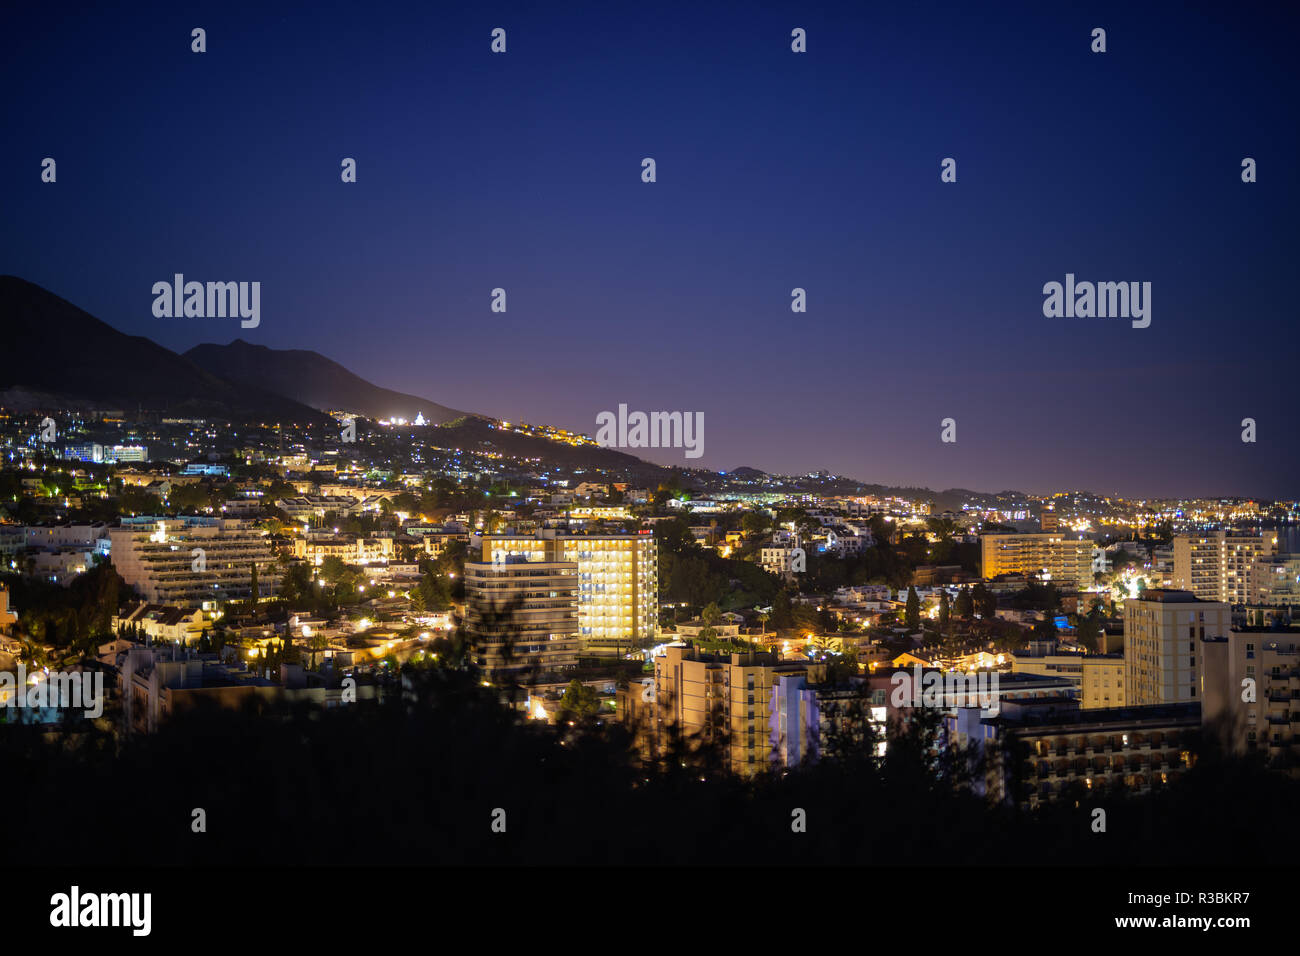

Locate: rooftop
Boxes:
[1129,588,1201,603]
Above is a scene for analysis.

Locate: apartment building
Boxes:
[1172,530,1276,605]
[65,444,147,463]
[891,668,1079,720]
[646,643,818,776]
[63,443,105,463]
[760,544,800,576]
[1124,589,1229,706]
[21,522,111,552]
[980,533,1095,590]
[464,558,581,681]
[770,672,887,766]
[1080,656,1127,709]
[105,445,148,463]
[1201,630,1300,767]
[108,520,281,608]
[292,534,394,565]
[1151,546,1176,585]
[275,495,383,519]
[402,525,469,558]
[117,647,377,734]
[951,698,1201,807]
[112,602,205,644]
[1248,553,1300,607]
[482,530,657,657]
[1010,639,1086,684]
[1006,636,1125,709]
[0,526,23,561]
[568,505,634,522]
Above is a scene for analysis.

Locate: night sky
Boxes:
[3,1,1297,499]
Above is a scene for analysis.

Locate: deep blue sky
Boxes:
[3,1,1297,499]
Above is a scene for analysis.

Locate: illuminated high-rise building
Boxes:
[647,643,819,776]
[108,519,279,608]
[464,559,580,680]
[482,530,657,657]
[1124,589,1229,706]
[980,533,1094,589]
[1040,507,1060,532]
[1172,530,1275,605]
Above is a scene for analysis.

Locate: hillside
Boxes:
[0,277,327,423]
[185,339,464,424]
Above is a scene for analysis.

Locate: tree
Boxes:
[697,597,723,642]
[307,631,330,669]
[169,483,211,513]
[938,590,950,628]
[419,571,453,611]
[905,587,920,631]
[954,588,974,619]
[1076,605,1104,652]
[320,556,348,583]
[926,516,958,541]
[557,679,601,722]
[771,590,794,631]
[278,561,312,609]
[391,491,420,515]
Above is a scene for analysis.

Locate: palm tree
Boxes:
[307,631,330,669]
[18,637,47,669]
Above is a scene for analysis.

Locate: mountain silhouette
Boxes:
[184,339,464,424]
[0,276,327,423]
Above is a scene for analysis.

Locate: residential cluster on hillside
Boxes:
[2,406,1299,811]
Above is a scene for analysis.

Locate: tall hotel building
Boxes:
[464,558,580,680]
[482,530,657,657]
[1173,531,1276,605]
[980,533,1095,590]
[1124,589,1229,706]
[108,519,280,608]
